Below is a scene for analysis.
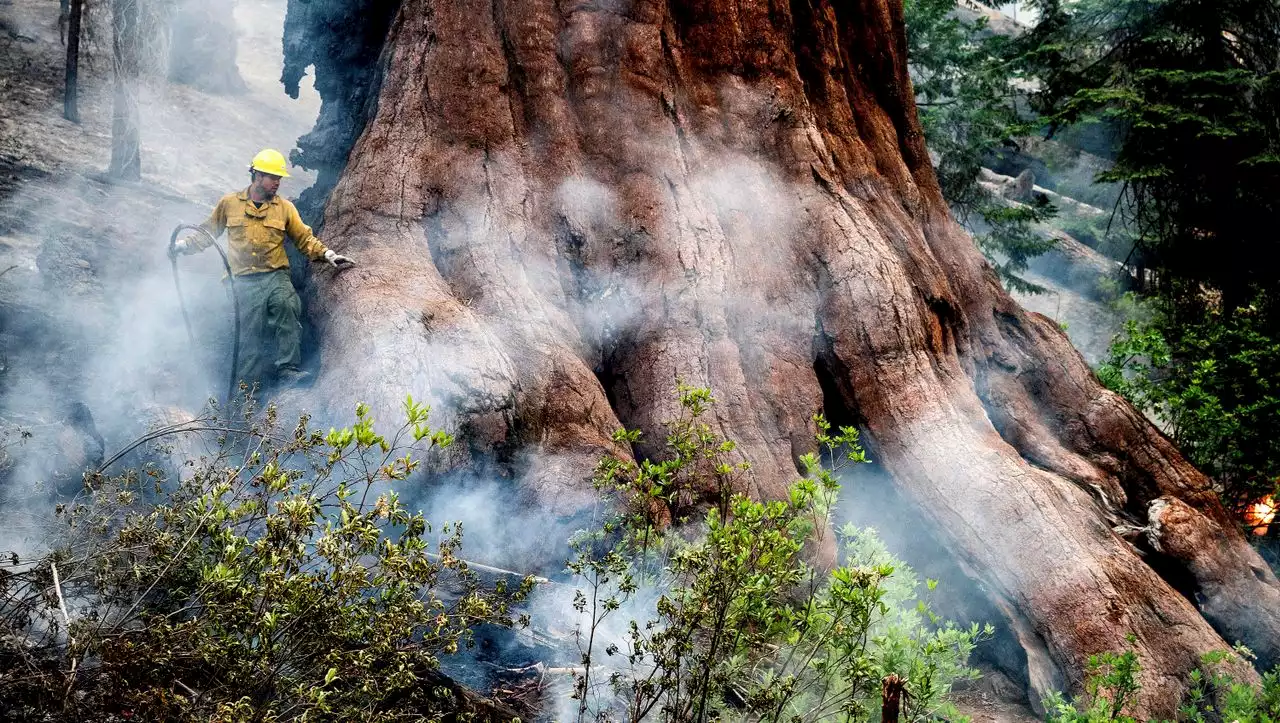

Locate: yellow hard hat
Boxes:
[250,148,291,178]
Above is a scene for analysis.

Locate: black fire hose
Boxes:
[169,224,240,406]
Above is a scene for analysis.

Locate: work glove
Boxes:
[168,237,197,259]
[324,249,355,268]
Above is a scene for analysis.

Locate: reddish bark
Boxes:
[290,0,1280,713]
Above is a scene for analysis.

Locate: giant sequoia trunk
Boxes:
[284,0,1280,714]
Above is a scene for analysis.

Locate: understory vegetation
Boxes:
[565,384,987,722]
[0,388,989,721]
[0,398,532,721]
[1044,642,1280,723]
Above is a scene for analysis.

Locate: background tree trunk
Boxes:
[167,0,246,95]
[284,0,1280,715]
[63,0,84,123]
[107,0,141,181]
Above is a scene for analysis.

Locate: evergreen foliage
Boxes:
[1014,0,1280,523]
[1020,0,1280,313]
[1097,300,1280,519]
[904,0,1058,292]
[1043,642,1280,723]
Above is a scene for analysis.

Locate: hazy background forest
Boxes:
[906,0,1280,549]
[1,0,1278,720]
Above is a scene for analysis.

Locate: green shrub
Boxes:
[1044,644,1280,723]
[1043,639,1143,723]
[1096,304,1280,521]
[0,398,531,721]
[567,384,988,722]
[1180,650,1280,723]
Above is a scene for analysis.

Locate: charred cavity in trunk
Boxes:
[811,352,863,466]
[550,211,626,413]
[282,0,403,227]
[592,349,625,422]
[925,297,962,355]
[1135,540,1203,605]
[812,308,863,433]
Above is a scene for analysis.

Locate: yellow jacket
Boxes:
[193,189,329,276]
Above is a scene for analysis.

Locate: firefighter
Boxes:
[171,148,353,388]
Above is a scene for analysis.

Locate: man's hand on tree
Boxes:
[324,249,355,268]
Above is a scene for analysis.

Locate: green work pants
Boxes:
[232,269,302,388]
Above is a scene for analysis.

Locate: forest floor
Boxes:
[0,2,1048,719]
[0,0,319,201]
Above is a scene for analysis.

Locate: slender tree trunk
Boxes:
[108,0,141,181]
[284,0,1280,716]
[63,0,84,123]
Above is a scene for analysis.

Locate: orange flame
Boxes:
[1244,496,1277,536]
